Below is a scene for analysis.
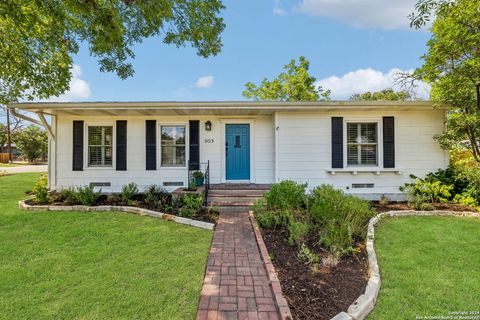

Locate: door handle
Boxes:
[225,142,228,157]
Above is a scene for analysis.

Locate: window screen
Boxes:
[88,126,113,167]
[347,123,378,166]
[161,125,186,167]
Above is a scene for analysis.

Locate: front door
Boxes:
[226,124,250,180]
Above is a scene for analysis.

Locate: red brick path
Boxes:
[196,208,280,320]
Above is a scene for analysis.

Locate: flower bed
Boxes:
[260,227,368,320]
[253,181,375,320]
[27,175,218,224]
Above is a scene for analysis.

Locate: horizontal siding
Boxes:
[276,109,448,197]
[55,115,275,191]
[53,108,446,199]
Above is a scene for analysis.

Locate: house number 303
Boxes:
[204,138,215,143]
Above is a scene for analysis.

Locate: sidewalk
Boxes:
[1,164,47,174]
[196,208,280,320]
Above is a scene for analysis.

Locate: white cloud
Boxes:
[273,7,287,15]
[47,64,91,102]
[316,68,430,100]
[195,75,215,89]
[296,0,418,29]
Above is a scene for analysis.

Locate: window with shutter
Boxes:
[346,123,378,166]
[161,125,186,167]
[87,126,113,167]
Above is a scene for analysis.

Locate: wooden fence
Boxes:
[0,153,10,163]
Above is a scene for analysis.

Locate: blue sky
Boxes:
[59,0,431,102]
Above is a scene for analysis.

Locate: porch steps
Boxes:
[208,189,266,198]
[206,185,269,208]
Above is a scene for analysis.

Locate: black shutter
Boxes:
[383,117,395,168]
[72,121,84,171]
[116,120,127,171]
[189,120,200,170]
[145,120,156,170]
[331,117,344,168]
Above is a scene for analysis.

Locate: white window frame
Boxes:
[158,123,188,169]
[343,118,383,168]
[84,122,116,170]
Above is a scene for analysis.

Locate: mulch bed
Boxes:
[26,194,219,224]
[371,201,477,213]
[261,228,369,320]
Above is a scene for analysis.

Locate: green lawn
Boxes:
[369,216,480,319]
[0,173,213,319]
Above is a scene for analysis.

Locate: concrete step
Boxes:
[208,189,267,197]
[207,196,260,207]
[213,206,254,213]
[210,184,271,191]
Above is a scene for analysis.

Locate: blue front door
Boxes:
[226,124,250,180]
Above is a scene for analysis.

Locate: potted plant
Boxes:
[192,171,204,187]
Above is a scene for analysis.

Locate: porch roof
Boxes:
[8,100,439,116]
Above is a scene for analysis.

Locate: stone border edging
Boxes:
[18,200,215,230]
[331,210,480,320]
[249,211,293,320]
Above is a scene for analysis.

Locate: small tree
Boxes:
[242,56,330,101]
[350,89,412,101]
[14,125,48,163]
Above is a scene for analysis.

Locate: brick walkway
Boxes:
[196,208,280,320]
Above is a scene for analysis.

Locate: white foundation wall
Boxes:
[53,115,275,192]
[275,109,448,200]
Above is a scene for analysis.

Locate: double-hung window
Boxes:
[161,125,186,167]
[347,123,378,166]
[88,126,113,167]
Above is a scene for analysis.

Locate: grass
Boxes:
[0,163,21,167]
[369,216,480,319]
[0,173,213,319]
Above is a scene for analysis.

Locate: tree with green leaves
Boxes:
[350,89,412,101]
[0,0,225,104]
[242,56,330,101]
[14,125,48,163]
[407,0,480,162]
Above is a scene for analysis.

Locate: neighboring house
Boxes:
[1,143,20,157]
[9,101,448,200]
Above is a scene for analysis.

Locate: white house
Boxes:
[9,101,448,200]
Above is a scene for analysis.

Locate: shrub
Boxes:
[287,220,309,245]
[177,194,203,217]
[308,185,375,256]
[105,194,121,205]
[76,185,101,206]
[264,180,307,210]
[453,193,478,207]
[425,167,470,197]
[58,187,77,205]
[121,182,138,204]
[144,184,171,210]
[255,210,277,229]
[379,194,390,206]
[400,177,453,204]
[33,174,49,204]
